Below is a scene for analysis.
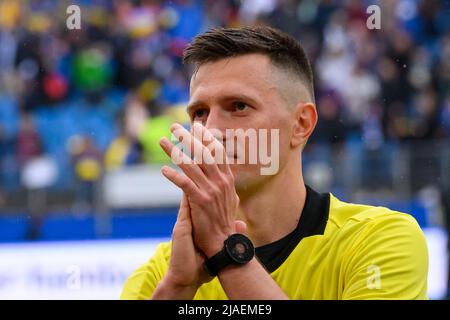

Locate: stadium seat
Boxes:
[0,215,29,242]
[111,208,178,239]
[39,213,96,241]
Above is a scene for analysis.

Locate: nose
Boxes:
[204,108,227,142]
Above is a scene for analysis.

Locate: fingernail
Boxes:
[193,122,203,129]
[170,123,181,131]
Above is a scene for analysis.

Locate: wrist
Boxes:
[217,256,257,276]
[204,244,225,259]
[203,233,255,277]
[204,236,229,258]
[203,228,236,258]
[164,272,200,290]
[152,274,199,300]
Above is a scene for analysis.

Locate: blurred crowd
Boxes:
[0,0,450,208]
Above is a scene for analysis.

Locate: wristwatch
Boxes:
[203,233,255,277]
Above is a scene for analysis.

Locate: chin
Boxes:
[230,165,266,194]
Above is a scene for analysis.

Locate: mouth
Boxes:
[225,152,238,162]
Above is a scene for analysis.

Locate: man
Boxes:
[121,26,428,300]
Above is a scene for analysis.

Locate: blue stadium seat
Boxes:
[39,213,96,241]
[0,215,29,242]
[111,208,178,239]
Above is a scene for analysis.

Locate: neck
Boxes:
[236,157,306,247]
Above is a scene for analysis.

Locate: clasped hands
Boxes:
[158,122,247,290]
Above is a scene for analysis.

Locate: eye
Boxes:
[193,108,207,119]
[233,102,249,112]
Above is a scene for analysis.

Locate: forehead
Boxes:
[189,54,277,103]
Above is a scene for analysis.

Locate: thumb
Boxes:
[234,220,247,234]
[177,193,191,222]
[172,193,192,239]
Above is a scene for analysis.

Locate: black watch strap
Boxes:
[203,249,231,277]
[203,234,255,277]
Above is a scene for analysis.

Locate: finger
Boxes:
[160,137,211,189]
[161,165,199,197]
[171,123,219,176]
[173,194,192,238]
[172,193,193,240]
[234,220,247,235]
[178,193,191,222]
[192,122,232,175]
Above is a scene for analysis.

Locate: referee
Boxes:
[121,26,428,300]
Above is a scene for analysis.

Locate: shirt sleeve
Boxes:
[342,213,428,300]
[120,242,171,300]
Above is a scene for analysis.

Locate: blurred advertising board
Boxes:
[0,238,168,300]
[0,229,447,299]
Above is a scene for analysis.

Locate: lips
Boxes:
[224,151,237,162]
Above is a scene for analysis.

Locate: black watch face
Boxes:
[224,234,255,264]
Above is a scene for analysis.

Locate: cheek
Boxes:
[278,129,292,152]
[267,118,293,168]
[224,114,291,165]
[265,115,292,147]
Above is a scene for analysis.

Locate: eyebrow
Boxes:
[186,101,206,115]
[187,93,261,114]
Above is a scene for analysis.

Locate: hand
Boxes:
[160,122,241,257]
[165,193,211,290]
[153,193,246,300]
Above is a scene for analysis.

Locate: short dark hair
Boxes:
[183,25,314,100]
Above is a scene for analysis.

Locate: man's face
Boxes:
[187,53,297,192]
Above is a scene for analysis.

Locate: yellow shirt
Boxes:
[121,187,428,300]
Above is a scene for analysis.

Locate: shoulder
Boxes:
[120,241,172,300]
[327,193,423,236]
[326,195,428,299]
[140,241,172,269]
[326,193,427,269]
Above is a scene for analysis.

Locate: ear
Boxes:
[291,102,318,149]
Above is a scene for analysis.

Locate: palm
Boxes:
[168,195,212,288]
